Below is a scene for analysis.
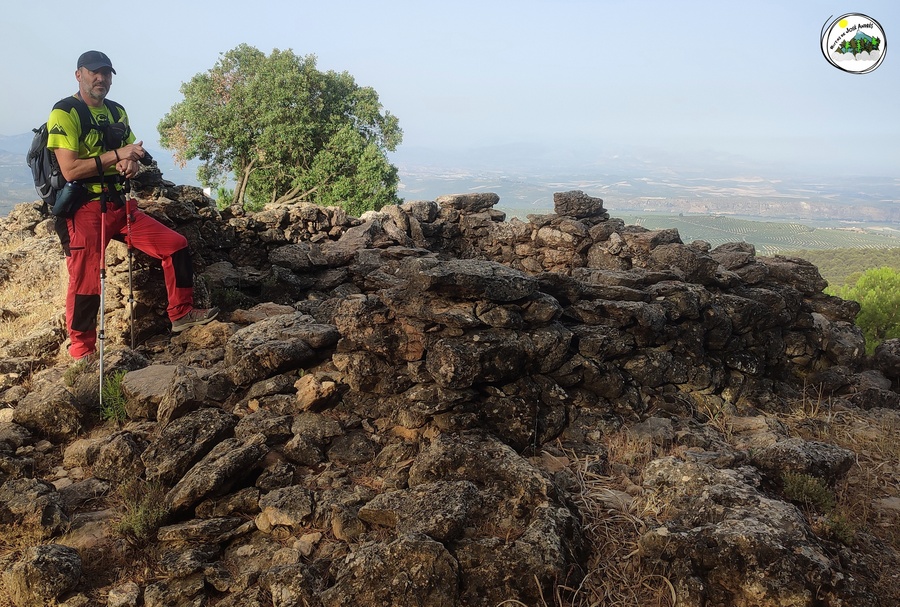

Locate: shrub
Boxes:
[114,478,168,545]
[781,471,835,513]
[100,369,128,422]
[832,266,900,354]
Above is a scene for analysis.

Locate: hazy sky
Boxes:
[3,0,898,178]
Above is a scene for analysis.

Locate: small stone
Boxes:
[331,505,365,541]
[52,477,74,491]
[294,532,323,557]
[107,581,141,607]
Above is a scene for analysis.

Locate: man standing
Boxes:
[48,50,218,360]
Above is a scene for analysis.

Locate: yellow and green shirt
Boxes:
[46,96,135,197]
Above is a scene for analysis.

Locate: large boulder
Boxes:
[873,338,900,381]
[639,457,869,606]
[0,478,68,537]
[165,433,269,513]
[320,534,460,607]
[12,383,86,441]
[225,313,339,386]
[2,544,82,607]
[553,190,605,219]
[142,406,237,484]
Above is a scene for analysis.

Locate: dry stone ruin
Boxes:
[0,168,898,606]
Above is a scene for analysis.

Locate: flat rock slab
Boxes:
[165,433,269,514]
[225,313,340,386]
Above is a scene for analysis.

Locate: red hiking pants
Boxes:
[56,199,195,359]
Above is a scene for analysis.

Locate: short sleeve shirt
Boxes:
[46,96,136,195]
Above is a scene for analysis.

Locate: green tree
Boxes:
[834,266,900,354]
[215,186,234,211]
[158,44,402,215]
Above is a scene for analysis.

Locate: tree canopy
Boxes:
[833,266,900,354]
[158,44,403,216]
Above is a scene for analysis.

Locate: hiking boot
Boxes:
[172,307,219,333]
[69,350,98,368]
[75,350,99,362]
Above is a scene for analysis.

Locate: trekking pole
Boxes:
[98,187,108,408]
[123,152,154,349]
[124,191,135,350]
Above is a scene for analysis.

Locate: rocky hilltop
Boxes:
[0,170,898,607]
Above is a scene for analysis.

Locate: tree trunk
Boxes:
[231,158,257,216]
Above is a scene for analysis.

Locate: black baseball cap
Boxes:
[77,50,116,74]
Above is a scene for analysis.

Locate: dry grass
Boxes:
[0,582,13,607]
[557,396,900,606]
[778,401,900,600]
[0,524,52,561]
[558,433,676,607]
[0,524,59,607]
[0,234,65,348]
[0,287,59,347]
[113,478,169,546]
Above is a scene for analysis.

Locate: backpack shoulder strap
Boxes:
[103,99,124,123]
[52,95,80,112]
[51,96,125,139]
[52,95,96,143]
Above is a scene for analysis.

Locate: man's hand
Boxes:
[118,140,145,163]
[116,159,140,179]
[55,139,147,182]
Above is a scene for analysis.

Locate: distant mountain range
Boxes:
[3,135,899,225]
[0,133,201,213]
[391,143,900,224]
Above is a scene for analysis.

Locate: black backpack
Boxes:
[26,96,125,215]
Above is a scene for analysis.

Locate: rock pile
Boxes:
[0,180,897,606]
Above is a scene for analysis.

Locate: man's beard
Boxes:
[86,85,108,102]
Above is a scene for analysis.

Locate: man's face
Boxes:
[76,66,113,102]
